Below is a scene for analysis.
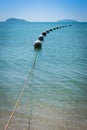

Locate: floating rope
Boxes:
[4,49,38,130]
[4,24,72,130]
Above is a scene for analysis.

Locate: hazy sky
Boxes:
[0,0,87,22]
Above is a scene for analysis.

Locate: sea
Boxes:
[0,22,87,130]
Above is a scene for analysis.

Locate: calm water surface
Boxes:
[0,22,87,130]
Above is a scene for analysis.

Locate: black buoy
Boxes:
[49,29,52,31]
[42,32,46,36]
[56,27,59,29]
[34,40,42,49]
[38,35,44,41]
[53,28,56,30]
[46,30,50,33]
[59,27,61,28]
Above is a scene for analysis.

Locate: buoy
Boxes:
[42,32,46,36]
[38,35,44,41]
[46,30,50,33]
[34,40,42,49]
[53,28,56,30]
[56,27,59,29]
[49,29,52,31]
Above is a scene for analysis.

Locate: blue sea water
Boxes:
[0,22,87,129]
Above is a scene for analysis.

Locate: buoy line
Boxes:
[4,24,72,130]
[4,49,38,130]
[27,24,72,130]
[34,24,72,49]
[28,24,72,130]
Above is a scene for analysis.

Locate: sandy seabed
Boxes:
[0,109,87,130]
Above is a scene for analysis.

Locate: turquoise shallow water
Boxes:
[0,22,87,129]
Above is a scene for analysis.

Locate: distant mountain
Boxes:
[5,18,29,23]
[57,19,78,22]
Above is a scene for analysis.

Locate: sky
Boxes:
[0,0,87,22]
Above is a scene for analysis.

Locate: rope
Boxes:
[27,84,33,130]
[4,25,71,130]
[4,49,38,130]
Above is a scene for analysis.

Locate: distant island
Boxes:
[5,18,29,23]
[57,19,78,22]
[0,18,79,23]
